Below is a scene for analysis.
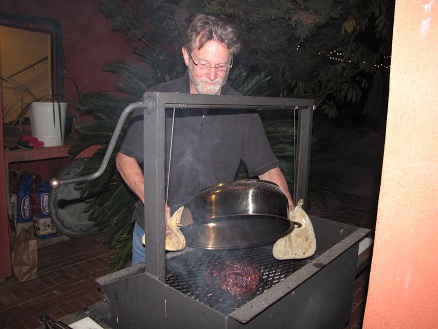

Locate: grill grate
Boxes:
[165,246,317,315]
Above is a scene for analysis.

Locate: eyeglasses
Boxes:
[188,52,233,72]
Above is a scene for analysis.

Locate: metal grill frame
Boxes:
[97,216,370,328]
[140,92,314,281]
[94,93,371,328]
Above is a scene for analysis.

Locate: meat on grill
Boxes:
[204,259,261,299]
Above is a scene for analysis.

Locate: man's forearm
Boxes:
[116,153,145,204]
[259,167,295,210]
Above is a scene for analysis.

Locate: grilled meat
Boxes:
[205,259,261,299]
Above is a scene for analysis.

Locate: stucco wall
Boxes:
[363,0,438,327]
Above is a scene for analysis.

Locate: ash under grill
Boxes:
[166,246,316,314]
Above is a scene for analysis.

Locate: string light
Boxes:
[316,50,391,69]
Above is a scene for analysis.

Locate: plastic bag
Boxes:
[16,174,34,236]
[32,178,57,238]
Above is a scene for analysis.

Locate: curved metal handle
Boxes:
[50,101,147,188]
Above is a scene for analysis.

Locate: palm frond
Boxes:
[108,227,133,272]
[104,61,161,97]
[230,64,279,97]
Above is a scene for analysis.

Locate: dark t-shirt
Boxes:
[119,71,279,229]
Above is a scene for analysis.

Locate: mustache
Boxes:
[199,77,222,84]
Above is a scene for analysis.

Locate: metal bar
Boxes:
[141,92,314,282]
[294,102,314,209]
[53,22,64,99]
[143,92,313,110]
[142,94,166,280]
[5,56,49,79]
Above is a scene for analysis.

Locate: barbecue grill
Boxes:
[55,93,370,328]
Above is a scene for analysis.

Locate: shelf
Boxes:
[4,143,71,165]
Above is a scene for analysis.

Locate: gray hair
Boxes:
[184,14,241,56]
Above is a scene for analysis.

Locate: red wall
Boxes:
[0,0,143,98]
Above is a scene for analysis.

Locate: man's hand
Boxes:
[259,167,295,210]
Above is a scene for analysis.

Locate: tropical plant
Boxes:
[1,75,39,121]
[99,0,393,117]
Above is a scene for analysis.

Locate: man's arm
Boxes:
[116,152,172,224]
[259,167,295,210]
[116,153,145,204]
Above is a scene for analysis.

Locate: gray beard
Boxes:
[188,68,229,95]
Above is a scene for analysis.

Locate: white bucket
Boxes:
[30,101,67,147]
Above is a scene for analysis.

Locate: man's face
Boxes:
[182,40,231,95]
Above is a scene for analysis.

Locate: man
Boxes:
[116,14,295,265]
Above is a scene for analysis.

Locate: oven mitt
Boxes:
[141,206,186,251]
[165,206,186,251]
[273,199,316,260]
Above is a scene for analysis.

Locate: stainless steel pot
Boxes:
[180,179,293,249]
